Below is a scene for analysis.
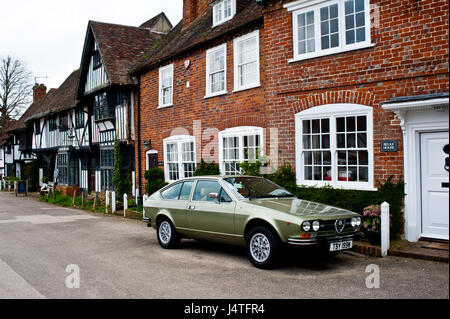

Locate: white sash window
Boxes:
[164,135,196,182]
[295,104,374,190]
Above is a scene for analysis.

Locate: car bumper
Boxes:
[287,232,364,246]
[142,217,152,227]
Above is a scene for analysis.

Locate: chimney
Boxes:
[33,84,47,103]
[183,0,210,28]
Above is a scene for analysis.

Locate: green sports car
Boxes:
[143,176,363,269]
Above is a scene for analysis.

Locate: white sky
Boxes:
[0,0,183,90]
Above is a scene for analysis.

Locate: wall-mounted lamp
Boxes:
[143,139,151,149]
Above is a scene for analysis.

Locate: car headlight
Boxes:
[312,220,320,231]
[351,217,362,227]
[302,221,311,232]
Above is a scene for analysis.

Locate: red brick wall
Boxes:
[262,0,449,183]
[136,25,265,189]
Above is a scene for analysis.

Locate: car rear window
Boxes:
[161,183,183,200]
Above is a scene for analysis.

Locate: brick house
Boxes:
[132,0,448,242]
[132,0,267,190]
[260,0,449,241]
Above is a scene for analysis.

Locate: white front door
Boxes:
[420,131,449,240]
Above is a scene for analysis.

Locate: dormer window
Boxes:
[213,0,236,27]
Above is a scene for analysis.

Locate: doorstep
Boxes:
[352,239,449,262]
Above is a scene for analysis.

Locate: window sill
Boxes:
[157,104,174,110]
[288,43,375,63]
[204,91,228,99]
[232,84,261,93]
[298,180,378,192]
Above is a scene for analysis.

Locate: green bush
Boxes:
[239,160,262,177]
[193,159,220,176]
[113,138,128,200]
[144,167,167,195]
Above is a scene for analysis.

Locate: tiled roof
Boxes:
[88,20,165,86]
[131,0,263,74]
[25,69,80,123]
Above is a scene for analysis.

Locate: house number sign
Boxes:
[381,140,398,152]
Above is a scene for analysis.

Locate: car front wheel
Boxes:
[157,217,180,249]
[246,226,281,269]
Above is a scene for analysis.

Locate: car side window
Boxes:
[193,180,221,202]
[179,181,194,201]
[160,182,183,200]
[219,188,232,203]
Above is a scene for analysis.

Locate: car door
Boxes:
[186,179,237,244]
[159,181,194,230]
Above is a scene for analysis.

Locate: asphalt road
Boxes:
[0,191,448,299]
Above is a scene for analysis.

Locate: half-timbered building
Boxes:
[76,13,172,192]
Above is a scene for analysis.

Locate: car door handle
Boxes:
[188,205,195,210]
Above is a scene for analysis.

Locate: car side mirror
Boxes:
[209,192,218,199]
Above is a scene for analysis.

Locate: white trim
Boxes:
[233,30,261,92]
[212,0,236,27]
[163,135,196,183]
[382,98,449,112]
[218,126,264,175]
[158,64,174,108]
[205,43,227,98]
[289,0,373,62]
[382,97,449,242]
[295,103,374,191]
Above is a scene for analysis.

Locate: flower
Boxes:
[362,204,382,233]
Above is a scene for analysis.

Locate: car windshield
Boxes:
[223,177,295,199]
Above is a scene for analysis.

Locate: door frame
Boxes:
[382,97,449,242]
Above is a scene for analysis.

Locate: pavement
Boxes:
[0,191,448,299]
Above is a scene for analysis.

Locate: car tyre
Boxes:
[246,226,281,269]
[156,217,180,249]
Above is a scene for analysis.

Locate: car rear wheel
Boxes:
[246,226,281,269]
[157,217,180,249]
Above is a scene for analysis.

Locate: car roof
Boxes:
[174,175,264,182]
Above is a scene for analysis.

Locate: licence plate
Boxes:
[329,240,353,251]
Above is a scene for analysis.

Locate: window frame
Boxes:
[163,135,196,183]
[233,30,261,92]
[295,103,375,191]
[218,126,264,176]
[286,0,373,63]
[212,0,236,27]
[158,64,174,108]
[205,43,227,98]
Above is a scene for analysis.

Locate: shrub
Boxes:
[112,138,128,200]
[193,159,220,176]
[239,160,262,177]
[144,167,167,195]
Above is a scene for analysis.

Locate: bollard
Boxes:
[73,190,77,206]
[111,191,116,214]
[93,192,98,212]
[105,190,110,213]
[381,201,390,257]
[123,193,128,217]
[135,188,139,199]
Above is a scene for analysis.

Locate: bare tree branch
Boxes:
[0,55,33,134]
